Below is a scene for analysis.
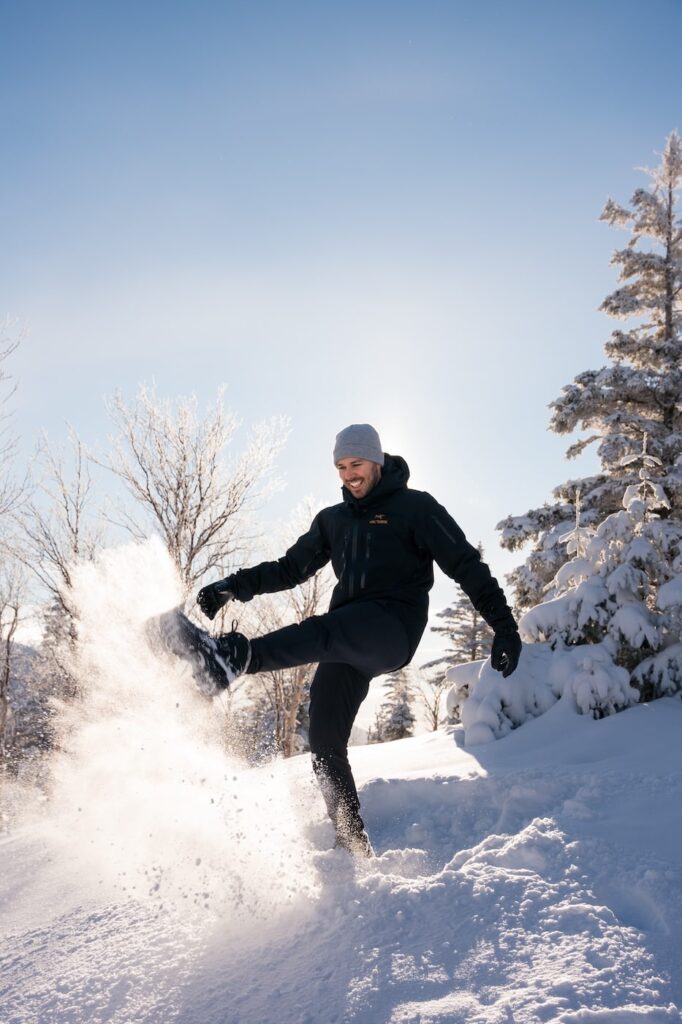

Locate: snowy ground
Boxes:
[2,542,681,1023]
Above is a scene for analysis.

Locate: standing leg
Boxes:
[213,601,410,855]
[308,662,373,856]
[244,603,409,856]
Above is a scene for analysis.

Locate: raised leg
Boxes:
[247,600,410,678]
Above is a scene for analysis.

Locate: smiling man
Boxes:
[337,451,382,499]
[165,423,521,857]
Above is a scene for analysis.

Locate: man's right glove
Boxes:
[197,579,235,621]
[491,631,522,678]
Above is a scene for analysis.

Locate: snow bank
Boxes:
[447,644,554,745]
[448,642,639,746]
[3,695,681,1023]
[2,538,681,1023]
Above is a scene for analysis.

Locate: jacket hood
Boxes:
[341,453,410,509]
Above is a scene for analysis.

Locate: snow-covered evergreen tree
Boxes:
[427,543,495,671]
[499,132,682,612]
[521,435,682,710]
[378,668,417,741]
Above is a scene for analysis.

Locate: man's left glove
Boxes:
[491,631,522,678]
[197,579,235,621]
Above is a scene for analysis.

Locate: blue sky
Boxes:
[2,0,681,610]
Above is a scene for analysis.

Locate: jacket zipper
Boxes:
[360,531,372,590]
[348,521,359,598]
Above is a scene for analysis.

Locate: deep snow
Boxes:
[1,540,681,1023]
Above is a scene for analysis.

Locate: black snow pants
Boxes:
[246,600,411,844]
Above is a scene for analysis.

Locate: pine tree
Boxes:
[378,668,417,741]
[427,543,494,671]
[521,434,682,710]
[365,710,385,744]
[498,132,682,612]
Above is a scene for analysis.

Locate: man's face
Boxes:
[336,457,382,499]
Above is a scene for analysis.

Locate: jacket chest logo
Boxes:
[369,513,389,525]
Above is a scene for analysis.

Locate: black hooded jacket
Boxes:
[224,454,517,659]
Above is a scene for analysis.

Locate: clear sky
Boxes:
[2,0,681,616]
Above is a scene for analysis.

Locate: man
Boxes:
[188,424,521,857]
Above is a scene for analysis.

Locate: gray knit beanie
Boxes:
[333,424,385,466]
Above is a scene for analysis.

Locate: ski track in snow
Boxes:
[1,540,681,1024]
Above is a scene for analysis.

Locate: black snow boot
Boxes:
[149,608,250,695]
[214,627,252,684]
[334,828,375,859]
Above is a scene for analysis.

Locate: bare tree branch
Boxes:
[416,671,449,732]
[240,498,333,758]
[98,386,289,589]
[0,570,24,765]
[14,429,101,620]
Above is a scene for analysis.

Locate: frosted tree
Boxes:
[228,498,333,759]
[378,668,417,741]
[420,544,495,727]
[10,429,105,711]
[0,332,25,765]
[101,386,288,589]
[416,666,449,731]
[0,572,21,768]
[499,132,682,612]
[0,572,52,775]
[521,435,682,712]
[17,431,101,624]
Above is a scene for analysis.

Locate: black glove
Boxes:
[491,631,522,678]
[197,579,235,621]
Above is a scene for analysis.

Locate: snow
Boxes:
[633,644,682,697]
[498,471,682,714]
[658,576,682,610]
[1,539,682,1023]
[447,640,640,742]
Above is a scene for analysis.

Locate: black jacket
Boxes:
[225,454,517,659]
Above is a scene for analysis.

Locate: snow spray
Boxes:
[32,538,320,924]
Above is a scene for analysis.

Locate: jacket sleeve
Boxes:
[416,495,518,635]
[224,511,331,602]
